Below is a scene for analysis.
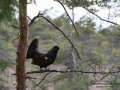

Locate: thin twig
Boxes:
[83,6,119,25]
[27,78,42,89]
[11,25,20,40]
[28,11,42,27]
[27,16,32,21]
[11,25,19,29]
[36,72,51,86]
[99,73,110,81]
[56,0,79,36]
[26,76,37,79]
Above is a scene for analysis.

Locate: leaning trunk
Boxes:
[69,7,76,80]
[16,0,28,90]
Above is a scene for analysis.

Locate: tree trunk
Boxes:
[16,0,28,90]
[69,8,76,80]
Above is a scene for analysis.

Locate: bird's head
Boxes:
[47,46,59,55]
[53,46,60,50]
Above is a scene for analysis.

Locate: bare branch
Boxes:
[28,11,42,27]
[27,77,42,89]
[11,25,19,29]
[24,69,120,75]
[98,73,110,81]
[36,72,51,86]
[26,76,37,79]
[27,16,32,21]
[11,25,20,40]
[56,0,79,36]
[82,6,119,25]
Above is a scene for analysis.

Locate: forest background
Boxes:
[0,0,120,90]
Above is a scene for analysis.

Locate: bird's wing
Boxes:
[32,54,48,67]
[26,38,39,59]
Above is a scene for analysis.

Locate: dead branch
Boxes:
[11,25,20,40]
[11,25,19,29]
[27,16,32,21]
[36,72,51,86]
[27,77,42,89]
[98,73,110,81]
[56,0,79,36]
[26,76,37,79]
[82,6,119,25]
[11,69,120,75]
[28,11,42,27]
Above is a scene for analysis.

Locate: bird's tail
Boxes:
[26,38,39,59]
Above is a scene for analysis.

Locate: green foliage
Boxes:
[28,0,36,4]
[28,14,120,67]
[58,0,94,8]
[0,22,16,89]
[0,61,15,72]
[46,73,67,83]
[55,62,90,90]
[5,12,118,89]
[106,78,120,90]
[0,0,18,22]
[113,0,117,2]
[32,15,120,89]
[0,75,11,89]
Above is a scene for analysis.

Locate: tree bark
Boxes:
[16,0,28,90]
[69,8,76,80]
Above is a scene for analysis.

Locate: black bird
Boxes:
[26,38,59,70]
